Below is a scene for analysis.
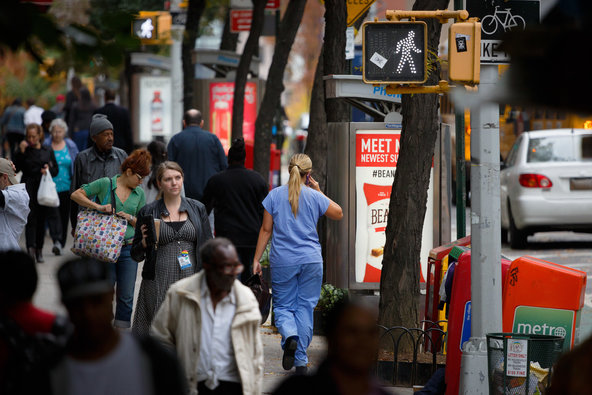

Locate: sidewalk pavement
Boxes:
[30,235,413,394]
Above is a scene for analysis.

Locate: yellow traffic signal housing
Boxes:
[133,11,172,45]
[448,19,481,85]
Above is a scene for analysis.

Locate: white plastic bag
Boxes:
[37,172,60,207]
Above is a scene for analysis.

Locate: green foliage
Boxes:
[1,61,63,108]
[426,49,446,79]
[316,283,348,314]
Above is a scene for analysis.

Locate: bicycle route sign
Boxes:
[465,0,540,64]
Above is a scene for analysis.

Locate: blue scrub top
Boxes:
[263,185,330,267]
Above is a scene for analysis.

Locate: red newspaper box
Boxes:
[424,236,472,327]
[445,251,512,395]
[502,256,587,352]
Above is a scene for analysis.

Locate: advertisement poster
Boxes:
[354,130,433,283]
[139,76,172,143]
[209,82,257,153]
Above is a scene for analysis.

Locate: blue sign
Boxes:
[460,301,471,350]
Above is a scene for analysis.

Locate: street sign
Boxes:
[230,9,252,32]
[348,0,376,27]
[465,0,540,64]
[171,11,187,26]
[230,0,280,10]
[362,21,427,84]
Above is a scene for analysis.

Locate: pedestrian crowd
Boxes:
[4,78,589,395]
[0,78,439,395]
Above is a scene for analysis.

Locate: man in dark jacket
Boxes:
[70,114,127,232]
[202,138,268,281]
[50,257,187,395]
[93,90,133,154]
[167,109,226,202]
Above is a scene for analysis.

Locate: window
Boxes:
[505,136,522,167]
[527,134,592,163]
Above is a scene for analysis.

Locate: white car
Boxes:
[501,129,592,248]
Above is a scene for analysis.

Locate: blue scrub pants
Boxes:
[271,262,323,367]
[110,245,138,328]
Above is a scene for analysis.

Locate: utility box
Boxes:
[448,19,481,85]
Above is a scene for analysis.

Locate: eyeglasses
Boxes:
[135,173,144,181]
[221,263,244,275]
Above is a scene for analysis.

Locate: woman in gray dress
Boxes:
[131,161,212,335]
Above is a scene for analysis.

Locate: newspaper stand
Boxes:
[445,251,512,395]
[502,256,587,352]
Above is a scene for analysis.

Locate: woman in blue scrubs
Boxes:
[252,153,343,373]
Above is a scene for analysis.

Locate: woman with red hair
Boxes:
[71,148,151,329]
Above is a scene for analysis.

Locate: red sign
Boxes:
[265,0,279,10]
[356,133,400,167]
[230,9,253,32]
[209,82,257,153]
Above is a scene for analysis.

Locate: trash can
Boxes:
[486,333,564,395]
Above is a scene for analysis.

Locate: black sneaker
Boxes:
[282,336,298,371]
[294,366,308,375]
[52,241,62,256]
[35,249,44,263]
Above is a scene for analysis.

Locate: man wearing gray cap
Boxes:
[70,114,127,232]
[49,257,187,395]
[0,158,30,251]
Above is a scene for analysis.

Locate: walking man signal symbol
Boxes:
[395,31,422,74]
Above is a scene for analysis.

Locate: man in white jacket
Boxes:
[0,158,30,251]
[151,238,263,395]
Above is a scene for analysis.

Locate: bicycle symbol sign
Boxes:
[481,6,526,36]
[466,0,540,64]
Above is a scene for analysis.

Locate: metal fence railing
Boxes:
[375,320,447,386]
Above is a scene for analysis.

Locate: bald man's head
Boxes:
[183,109,203,127]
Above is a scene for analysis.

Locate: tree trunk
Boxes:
[305,0,348,193]
[253,0,306,179]
[216,8,240,78]
[304,46,327,191]
[378,0,448,332]
[182,0,206,112]
[231,0,266,141]
[219,8,239,52]
[323,0,348,124]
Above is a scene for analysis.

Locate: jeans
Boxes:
[110,245,138,328]
[271,262,323,367]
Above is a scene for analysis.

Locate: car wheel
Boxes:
[509,207,527,249]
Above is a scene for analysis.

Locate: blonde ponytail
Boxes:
[288,154,313,217]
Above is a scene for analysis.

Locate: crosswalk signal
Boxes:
[362,21,427,84]
[448,19,481,85]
